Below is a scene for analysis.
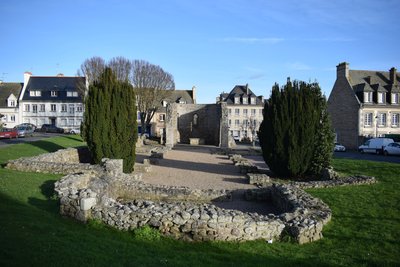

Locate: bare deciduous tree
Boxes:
[76,56,106,97]
[109,56,132,82]
[132,60,175,136]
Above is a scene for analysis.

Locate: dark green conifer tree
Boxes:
[84,68,137,173]
[259,79,334,178]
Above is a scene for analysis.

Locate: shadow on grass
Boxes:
[28,180,58,214]
[26,140,65,153]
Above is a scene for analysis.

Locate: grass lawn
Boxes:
[0,136,399,266]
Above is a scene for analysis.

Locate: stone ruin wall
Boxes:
[7,147,342,244]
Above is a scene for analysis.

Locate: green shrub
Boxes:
[259,79,334,178]
[83,68,138,173]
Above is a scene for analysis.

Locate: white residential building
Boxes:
[217,84,264,141]
[18,72,85,131]
[0,81,23,128]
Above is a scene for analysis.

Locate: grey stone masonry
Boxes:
[9,148,376,244]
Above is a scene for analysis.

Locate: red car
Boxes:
[0,128,18,139]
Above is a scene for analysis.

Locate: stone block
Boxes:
[80,197,97,211]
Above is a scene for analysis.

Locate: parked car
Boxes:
[18,123,37,131]
[383,142,400,156]
[16,125,34,137]
[68,128,81,134]
[39,124,64,133]
[334,142,346,152]
[358,138,394,154]
[0,128,18,139]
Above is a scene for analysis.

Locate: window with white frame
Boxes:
[377,92,385,104]
[29,90,41,97]
[39,104,45,112]
[60,119,67,126]
[76,104,83,112]
[32,104,38,113]
[250,97,256,105]
[69,104,74,114]
[364,113,373,126]
[234,97,240,104]
[243,109,248,116]
[228,119,231,126]
[392,93,399,104]
[76,119,82,126]
[24,104,30,112]
[8,100,15,107]
[51,104,56,112]
[242,97,248,104]
[251,109,256,116]
[392,113,400,127]
[10,115,15,122]
[235,119,240,126]
[159,114,165,121]
[235,108,240,115]
[228,108,232,115]
[69,119,75,126]
[243,119,248,126]
[67,91,78,97]
[364,92,372,103]
[378,113,386,126]
[51,91,58,97]
[61,104,67,112]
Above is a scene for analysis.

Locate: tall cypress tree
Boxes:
[84,68,137,173]
[259,79,333,178]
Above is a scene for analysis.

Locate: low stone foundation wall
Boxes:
[8,148,341,243]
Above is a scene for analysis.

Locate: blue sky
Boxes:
[1,0,399,103]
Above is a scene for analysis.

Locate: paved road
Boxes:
[334,151,400,164]
[0,132,66,148]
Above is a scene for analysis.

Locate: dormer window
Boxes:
[8,100,15,107]
[377,92,385,104]
[234,96,240,104]
[29,90,41,97]
[364,92,372,103]
[51,91,58,97]
[392,93,399,104]
[242,97,248,104]
[250,97,256,105]
[67,91,78,97]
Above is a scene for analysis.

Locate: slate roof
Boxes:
[349,69,400,103]
[21,76,85,102]
[0,82,23,108]
[166,90,195,104]
[219,85,264,105]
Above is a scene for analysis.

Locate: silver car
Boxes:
[383,142,400,156]
[16,125,34,137]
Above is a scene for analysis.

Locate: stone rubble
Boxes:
[7,148,375,244]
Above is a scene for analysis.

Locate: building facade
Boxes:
[19,72,85,131]
[0,81,23,128]
[142,87,196,138]
[217,84,264,141]
[328,62,400,149]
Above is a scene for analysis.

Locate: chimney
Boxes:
[245,83,249,95]
[24,71,32,86]
[337,62,349,79]
[390,67,397,85]
[191,86,196,104]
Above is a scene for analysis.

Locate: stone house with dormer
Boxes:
[216,84,264,141]
[328,62,400,149]
[19,72,85,131]
[0,81,23,128]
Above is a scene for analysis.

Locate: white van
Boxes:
[358,138,394,154]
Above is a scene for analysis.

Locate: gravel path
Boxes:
[141,145,257,190]
[139,145,277,215]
